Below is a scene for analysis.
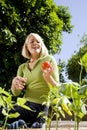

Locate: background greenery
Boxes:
[66,33,87,83]
[0,0,73,90]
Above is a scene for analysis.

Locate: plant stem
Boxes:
[79,64,83,84]
[2,116,8,130]
[56,115,58,130]
[74,117,79,130]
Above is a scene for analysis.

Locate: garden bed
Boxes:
[50,120,87,130]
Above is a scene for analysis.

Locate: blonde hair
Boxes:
[22,33,48,59]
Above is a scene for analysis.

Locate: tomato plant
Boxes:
[0,87,31,129]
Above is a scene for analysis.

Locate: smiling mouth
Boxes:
[32,47,40,53]
[32,46,40,49]
[32,47,39,50]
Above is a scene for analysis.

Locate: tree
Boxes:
[0,0,73,90]
[57,59,66,83]
[66,33,87,82]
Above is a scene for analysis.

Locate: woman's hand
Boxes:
[12,76,27,90]
[41,61,58,86]
[42,66,54,78]
[42,61,54,78]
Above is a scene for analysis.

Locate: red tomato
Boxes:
[42,61,52,70]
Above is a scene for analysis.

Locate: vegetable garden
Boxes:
[0,52,87,130]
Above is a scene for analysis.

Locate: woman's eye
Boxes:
[30,40,40,44]
[30,40,34,44]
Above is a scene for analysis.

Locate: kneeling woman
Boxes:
[8,33,59,128]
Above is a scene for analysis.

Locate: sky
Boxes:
[54,0,87,63]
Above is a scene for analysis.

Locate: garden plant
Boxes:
[43,53,87,130]
[0,88,31,130]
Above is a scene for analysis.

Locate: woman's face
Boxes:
[26,35,42,56]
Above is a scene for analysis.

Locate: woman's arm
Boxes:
[42,72,58,86]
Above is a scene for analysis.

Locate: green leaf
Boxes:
[81,104,87,115]
[59,82,79,97]
[0,87,10,96]
[0,96,6,107]
[81,52,87,72]
[17,98,33,111]
[20,104,33,111]
[17,97,27,105]
[5,95,12,103]
[2,109,8,116]
[8,112,20,118]
[78,85,87,96]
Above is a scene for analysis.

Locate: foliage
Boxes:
[81,52,87,73]
[80,33,87,46]
[66,33,87,82]
[57,5,73,33]
[0,87,31,129]
[44,53,87,130]
[43,85,73,130]
[60,82,87,130]
[0,0,73,90]
[58,59,66,83]
[44,81,87,130]
[66,53,81,82]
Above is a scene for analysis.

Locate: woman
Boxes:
[9,33,59,128]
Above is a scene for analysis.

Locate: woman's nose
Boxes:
[33,41,37,45]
